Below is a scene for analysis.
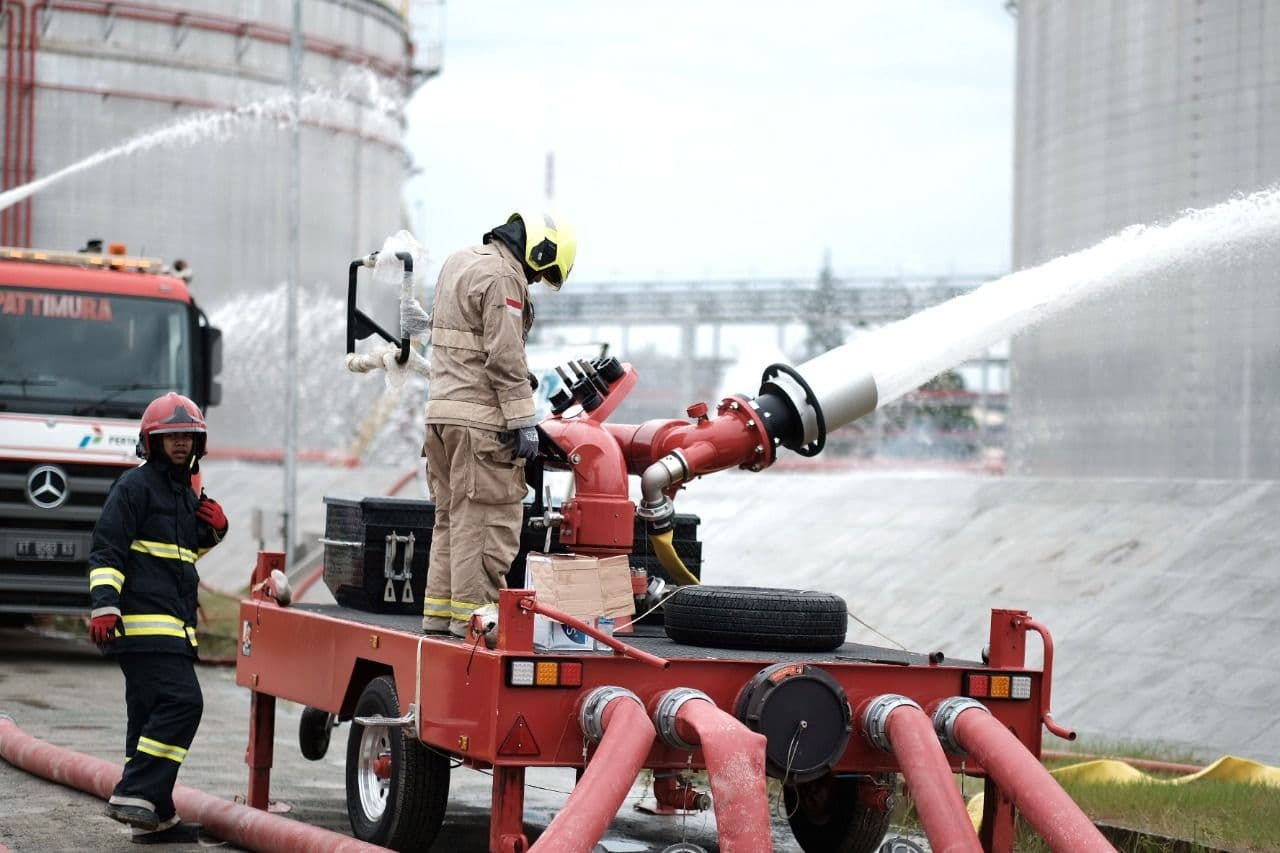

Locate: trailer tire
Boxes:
[663,586,847,652]
[345,676,449,851]
[299,706,333,761]
[784,774,894,853]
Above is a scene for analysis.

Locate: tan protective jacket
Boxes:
[425,239,537,430]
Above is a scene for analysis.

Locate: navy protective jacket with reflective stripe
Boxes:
[87,456,221,657]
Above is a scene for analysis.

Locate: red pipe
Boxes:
[2,1,28,245]
[1016,616,1076,741]
[883,704,982,853]
[1040,750,1204,776]
[0,714,391,852]
[671,696,772,853]
[22,1,36,245]
[651,771,710,812]
[604,395,775,477]
[520,596,669,669]
[950,707,1114,852]
[2,3,15,243]
[529,696,656,853]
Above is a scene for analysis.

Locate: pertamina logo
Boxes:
[79,426,104,448]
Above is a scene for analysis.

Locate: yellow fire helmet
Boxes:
[510,210,576,290]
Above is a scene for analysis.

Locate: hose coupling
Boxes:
[579,686,644,743]
[638,453,688,527]
[636,496,674,527]
[861,694,922,752]
[652,688,713,752]
[931,697,989,755]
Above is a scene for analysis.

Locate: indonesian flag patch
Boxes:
[505,297,523,318]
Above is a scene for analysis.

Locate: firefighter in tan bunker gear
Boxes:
[422,211,576,637]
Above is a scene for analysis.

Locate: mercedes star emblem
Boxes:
[27,465,70,510]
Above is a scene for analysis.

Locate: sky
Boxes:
[403,1,1017,286]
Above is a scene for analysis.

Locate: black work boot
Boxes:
[131,818,204,844]
[104,802,160,831]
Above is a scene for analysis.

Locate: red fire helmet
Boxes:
[138,392,207,459]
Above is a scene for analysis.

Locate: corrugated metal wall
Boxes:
[1010,1,1280,477]
[2,0,416,452]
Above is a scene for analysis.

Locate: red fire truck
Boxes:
[0,241,222,622]
[229,255,1113,853]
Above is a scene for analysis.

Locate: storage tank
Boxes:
[0,0,427,452]
[1009,1,1280,477]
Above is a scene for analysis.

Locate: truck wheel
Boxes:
[784,774,894,853]
[345,675,449,851]
[663,586,847,652]
[299,706,334,761]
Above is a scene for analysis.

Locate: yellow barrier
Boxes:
[965,755,1280,828]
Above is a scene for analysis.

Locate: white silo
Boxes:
[1009,0,1280,477]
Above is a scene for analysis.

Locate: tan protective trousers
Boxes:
[422,424,526,632]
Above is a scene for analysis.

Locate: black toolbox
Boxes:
[322,495,701,614]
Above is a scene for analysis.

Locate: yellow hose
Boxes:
[965,754,1280,829]
[648,530,700,586]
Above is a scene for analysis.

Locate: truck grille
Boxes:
[0,459,134,613]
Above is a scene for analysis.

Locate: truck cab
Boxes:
[0,243,222,621]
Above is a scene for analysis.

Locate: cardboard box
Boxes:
[526,552,633,651]
[525,553,634,620]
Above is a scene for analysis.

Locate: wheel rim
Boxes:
[355,724,392,821]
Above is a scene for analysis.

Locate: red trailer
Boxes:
[237,558,1101,853]
[231,254,1113,852]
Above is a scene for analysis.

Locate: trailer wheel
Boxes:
[299,706,334,761]
[784,774,894,853]
[345,676,449,851]
[663,586,847,652]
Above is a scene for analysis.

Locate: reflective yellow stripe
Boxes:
[137,736,187,764]
[121,613,188,639]
[186,626,199,646]
[431,326,486,352]
[423,596,452,619]
[89,567,124,592]
[450,598,486,619]
[130,539,198,564]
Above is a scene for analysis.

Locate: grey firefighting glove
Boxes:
[514,426,540,460]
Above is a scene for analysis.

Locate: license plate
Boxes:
[16,540,76,560]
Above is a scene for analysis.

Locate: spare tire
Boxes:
[663,586,848,652]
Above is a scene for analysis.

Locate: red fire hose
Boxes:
[669,695,773,853]
[0,714,390,853]
[883,704,982,853]
[949,706,1115,852]
[530,692,656,853]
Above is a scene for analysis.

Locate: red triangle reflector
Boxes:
[498,714,540,756]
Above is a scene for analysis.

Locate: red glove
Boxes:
[90,614,122,648]
[196,493,228,534]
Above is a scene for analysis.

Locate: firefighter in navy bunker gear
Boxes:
[421,210,574,637]
[88,393,228,837]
